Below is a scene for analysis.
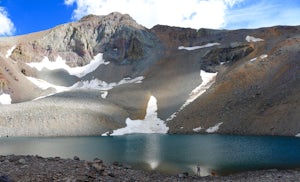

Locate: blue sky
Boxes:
[0,0,300,36]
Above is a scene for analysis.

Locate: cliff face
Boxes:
[0,13,299,136]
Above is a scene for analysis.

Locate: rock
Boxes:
[93,159,103,164]
[108,172,115,177]
[113,161,120,166]
[0,175,11,182]
[73,156,80,161]
[123,164,132,169]
[92,163,105,173]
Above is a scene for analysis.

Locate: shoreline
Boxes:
[0,155,299,181]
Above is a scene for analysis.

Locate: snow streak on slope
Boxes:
[0,93,11,104]
[5,45,16,58]
[103,96,169,136]
[245,35,264,42]
[26,54,143,100]
[206,122,223,133]
[193,126,202,132]
[27,53,109,78]
[27,76,144,99]
[249,54,268,62]
[26,77,70,93]
[167,70,217,121]
[72,77,144,90]
[178,43,220,51]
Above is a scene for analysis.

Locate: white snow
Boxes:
[296,133,300,137]
[166,70,217,121]
[0,93,12,104]
[249,54,268,62]
[245,35,264,42]
[260,54,268,59]
[178,43,220,51]
[100,91,108,99]
[27,76,144,100]
[103,96,169,136]
[187,70,218,105]
[72,76,144,91]
[5,45,16,58]
[26,77,70,92]
[193,126,202,132]
[206,122,223,133]
[249,57,257,62]
[27,53,109,78]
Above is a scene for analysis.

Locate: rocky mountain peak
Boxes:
[79,12,144,30]
[9,12,158,67]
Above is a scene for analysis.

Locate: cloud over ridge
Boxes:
[64,0,244,29]
[0,7,15,36]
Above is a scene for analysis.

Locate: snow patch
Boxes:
[245,35,264,42]
[296,133,300,137]
[72,76,144,91]
[26,77,70,93]
[27,76,144,100]
[103,96,169,136]
[249,57,257,62]
[193,126,202,132]
[0,93,12,105]
[5,45,16,58]
[101,91,108,99]
[249,54,268,62]
[167,70,217,121]
[260,54,268,59]
[27,53,109,78]
[178,43,220,51]
[206,122,223,133]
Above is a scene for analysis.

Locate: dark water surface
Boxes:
[0,134,299,175]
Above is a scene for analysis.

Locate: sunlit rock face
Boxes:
[0,13,299,136]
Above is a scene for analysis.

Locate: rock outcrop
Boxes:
[0,13,299,136]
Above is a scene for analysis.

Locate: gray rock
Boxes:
[92,163,105,172]
[73,156,80,161]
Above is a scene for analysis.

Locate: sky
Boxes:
[0,0,300,36]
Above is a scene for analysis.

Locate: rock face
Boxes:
[10,13,160,65]
[0,13,299,136]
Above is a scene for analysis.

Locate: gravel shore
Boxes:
[0,155,299,181]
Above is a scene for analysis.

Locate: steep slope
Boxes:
[159,26,300,136]
[0,13,299,136]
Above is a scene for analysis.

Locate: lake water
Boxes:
[0,134,299,176]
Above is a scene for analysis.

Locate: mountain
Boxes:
[0,12,299,136]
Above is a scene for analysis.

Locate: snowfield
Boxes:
[178,43,220,50]
[246,35,264,42]
[27,53,109,78]
[5,45,16,58]
[0,93,12,105]
[26,55,144,100]
[27,76,144,100]
[103,96,169,136]
[167,70,217,121]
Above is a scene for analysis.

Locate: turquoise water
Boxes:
[0,134,299,175]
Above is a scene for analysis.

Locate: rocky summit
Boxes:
[0,12,299,137]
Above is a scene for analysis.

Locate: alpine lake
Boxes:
[0,134,299,176]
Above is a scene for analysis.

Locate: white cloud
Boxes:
[0,7,15,36]
[224,0,300,29]
[64,0,244,29]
